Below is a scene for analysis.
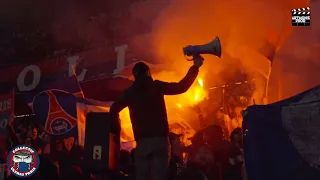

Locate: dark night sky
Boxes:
[0,0,142,65]
[0,0,312,66]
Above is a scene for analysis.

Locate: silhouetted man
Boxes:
[110,56,203,180]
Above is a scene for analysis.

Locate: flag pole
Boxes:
[70,65,85,98]
[267,0,311,102]
[264,15,293,104]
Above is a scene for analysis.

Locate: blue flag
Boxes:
[25,75,84,138]
[243,85,320,180]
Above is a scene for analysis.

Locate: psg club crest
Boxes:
[32,89,78,135]
[7,145,40,178]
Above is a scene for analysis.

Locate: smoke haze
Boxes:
[1,0,314,102]
[115,0,314,140]
[124,0,309,103]
[268,0,320,102]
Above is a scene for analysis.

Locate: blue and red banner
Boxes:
[0,89,14,137]
[26,75,84,138]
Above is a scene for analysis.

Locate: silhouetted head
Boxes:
[132,62,151,80]
[32,127,38,140]
[230,127,243,148]
[203,125,224,144]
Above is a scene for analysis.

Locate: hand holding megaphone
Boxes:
[193,54,204,68]
[183,37,222,61]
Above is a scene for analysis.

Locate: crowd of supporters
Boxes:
[0,118,245,180]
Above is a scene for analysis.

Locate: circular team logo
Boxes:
[51,118,73,134]
[32,90,78,135]
[7,145,40,178]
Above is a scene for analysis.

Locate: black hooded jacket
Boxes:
[110,65,199,141]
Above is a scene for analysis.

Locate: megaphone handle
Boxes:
[184,55,194,61]
[192,54,204,61]
[184,54,203,61]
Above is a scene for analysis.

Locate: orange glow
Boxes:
[198,79,203,87]
[118,0,310,143]
[119,76,207,143]
[119,108,133,142]
[176,78,206,106]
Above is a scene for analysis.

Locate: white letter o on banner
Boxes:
[17,65,41,91]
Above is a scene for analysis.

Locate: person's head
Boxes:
[203,125,224,144]
[191,131,204,147]
[230,128,243,148]
[132,62,151,80]
[32,127,38,140]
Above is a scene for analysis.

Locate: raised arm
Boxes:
[155,65,199,95]
[155,55,204,95]
[109,90,129,115]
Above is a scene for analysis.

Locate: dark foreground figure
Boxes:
[110,57,204,180]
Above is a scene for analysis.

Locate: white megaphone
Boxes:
[183,37,222,59]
